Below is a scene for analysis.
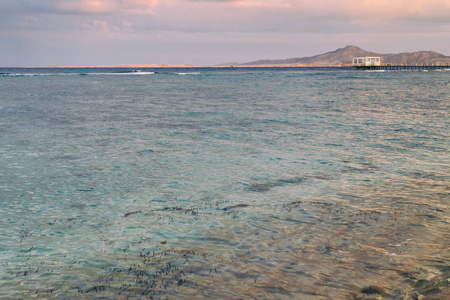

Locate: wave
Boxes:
[89,71,156,76]
[0,73,53,77]
[175,72,201,75]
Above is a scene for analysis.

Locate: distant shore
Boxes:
[3,45,449,69]
[2,63,352,68]
[2,64,197,68]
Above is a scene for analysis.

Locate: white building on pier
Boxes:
[352,56,381,67]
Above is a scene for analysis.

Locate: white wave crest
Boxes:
[176,72,201,75]
[90,71,156,76]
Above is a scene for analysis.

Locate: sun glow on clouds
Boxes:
[49,0,449,43]
[322,0,450,20]
[252,0,446,18]
[1,0,449,66]
[185,0,450,20]
[15,0,449,20]
[227,0,293,9]
[57,0,160,14]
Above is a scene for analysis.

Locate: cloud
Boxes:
[56,0,160,15]
[0,0,449,66]
[2,0,448,39]
[0,0,161,16]
[152,0,450,35]
[4,1,449,24]
[314,0,450,21]
[182,0,450,21]
[186,0,292,8]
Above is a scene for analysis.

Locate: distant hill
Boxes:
[382,51,450,65]
[235,45,450,66]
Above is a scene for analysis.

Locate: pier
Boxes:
[354,64,449,71]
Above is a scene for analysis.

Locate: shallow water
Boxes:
[0,67,449,299]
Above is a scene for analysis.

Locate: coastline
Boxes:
[1,63,352,69]
[1,64,197,69]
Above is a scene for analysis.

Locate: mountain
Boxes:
[236,45,450,66]
[382,51,450,65]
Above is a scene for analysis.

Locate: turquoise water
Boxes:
[0,67,449,299]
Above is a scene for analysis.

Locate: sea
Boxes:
[0,67,449,299]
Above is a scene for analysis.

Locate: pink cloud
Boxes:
[185,0,450,20]
[322,0,450,20]
[46,0,450,21]
[57,0,160,15]
[230,0,292,9]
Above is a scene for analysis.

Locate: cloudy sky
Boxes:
[1,0,449,66]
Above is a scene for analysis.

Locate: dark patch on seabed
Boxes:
[243,175,333,192]
[11,196,450,299]
[2,68,449,299]
[402,272,450,300]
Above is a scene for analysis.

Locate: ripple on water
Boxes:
[0,68,448,299]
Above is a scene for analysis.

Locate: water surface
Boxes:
[0,67,449,299]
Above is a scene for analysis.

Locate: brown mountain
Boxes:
[239,45,450,66]
[382,51,450,65]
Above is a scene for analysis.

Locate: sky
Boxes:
[1,0,449,66]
